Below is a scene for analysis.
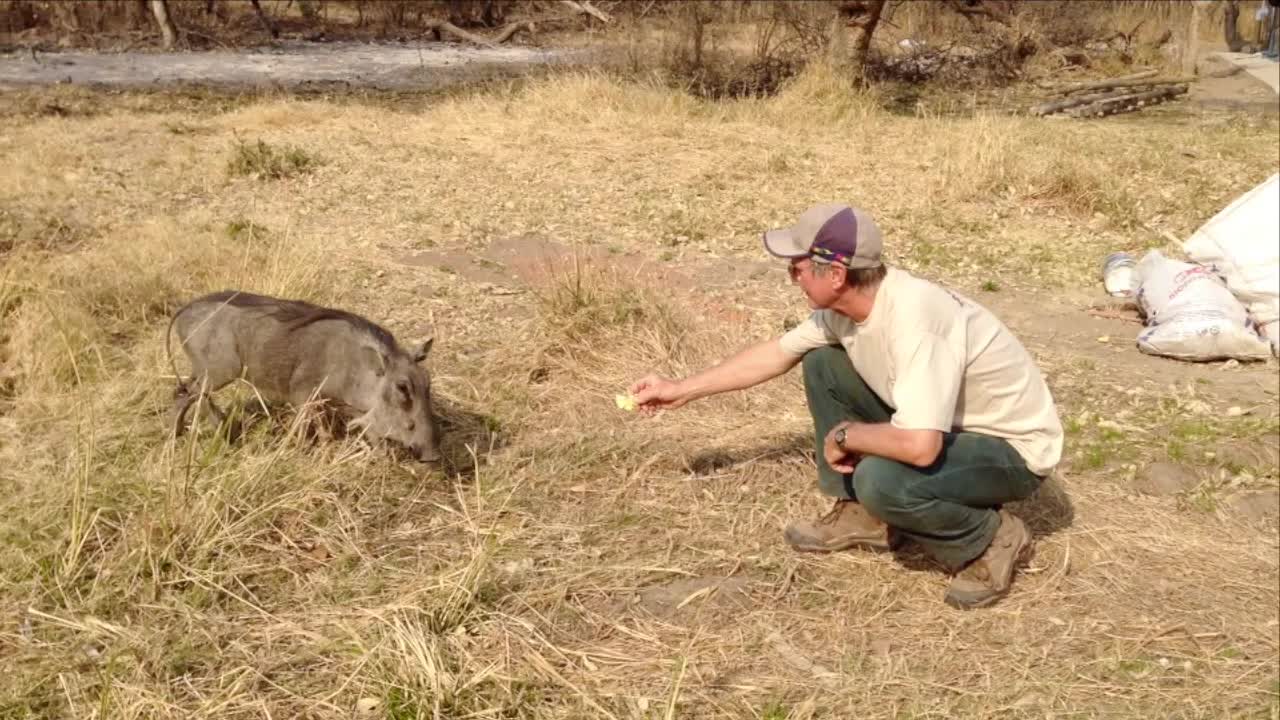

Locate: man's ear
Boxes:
[831,263,849,289]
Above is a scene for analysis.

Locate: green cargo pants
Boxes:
[802,345,1043,570]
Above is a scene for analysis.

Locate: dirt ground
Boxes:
[1191,54,1280,114]
[0,36,1277,720]
[0,40,578,91]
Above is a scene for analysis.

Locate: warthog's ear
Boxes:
[362,345,389,377]
[411,337,434,364]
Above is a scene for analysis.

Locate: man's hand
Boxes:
[825,421,944,469]
[629,374,688,413]
[627,339,802,416]
[823,421,859,474]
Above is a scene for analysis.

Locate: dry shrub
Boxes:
[603,0,1202,99]
[530,254,695,373]
[768,59,883,124]
[606,0,822,99]
[370,0,512,31]
[0,0,1207,89]
[0,0,524,48]
[0,0,152,36]
[227,138,321,180]
[0,205,88,256]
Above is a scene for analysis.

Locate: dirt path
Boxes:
[389,236,1279,410]
[0,40,575,91]
[1213,51,1280,94]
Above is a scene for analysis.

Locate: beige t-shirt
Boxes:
[779,267,1063,475]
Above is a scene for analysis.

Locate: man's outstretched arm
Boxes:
[630,338,801,411]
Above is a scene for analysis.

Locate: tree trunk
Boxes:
[248,0,279,38]
[826,12,848,68]
[447,0,466,26]
[1182,1,1210,76]
[838,0,887,84]
[1223,0,1243,52]
[50,1,79,33]
[149,0,177,49]
[129,0,151,30]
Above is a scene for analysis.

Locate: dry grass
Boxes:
[1,69,1278,719]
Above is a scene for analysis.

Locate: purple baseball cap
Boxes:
[763,203,883,269]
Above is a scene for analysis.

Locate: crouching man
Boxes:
[629,203,1064,608]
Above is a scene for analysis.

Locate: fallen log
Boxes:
[1031,87,1149,115]
[1054,73,1194,96]
[492,19,536,44]
[424,7,598,47]
[1065,85,1189,118]
[247,0,279,39]
[425,19,500,47]
[1048,68,1156,94]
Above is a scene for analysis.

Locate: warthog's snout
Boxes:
[413,443,443,464]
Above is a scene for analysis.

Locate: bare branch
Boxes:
[425,19,500,48]
[559,0,612,24]
[148,0,177,49]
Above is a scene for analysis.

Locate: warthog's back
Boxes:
[173,290,400,401]
[168,289,442,462]
[178,290,396,345]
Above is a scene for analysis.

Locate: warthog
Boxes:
[166,290,442,462]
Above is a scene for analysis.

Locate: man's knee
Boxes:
[852,457,914,519]
[801,345,848,387]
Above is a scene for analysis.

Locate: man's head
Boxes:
[764,203,886,309]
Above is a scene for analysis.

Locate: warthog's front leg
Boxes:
[171,377,230,438]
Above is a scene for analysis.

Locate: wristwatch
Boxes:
[834,425,848,450]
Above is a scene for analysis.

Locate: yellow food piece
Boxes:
[614,393,637,411]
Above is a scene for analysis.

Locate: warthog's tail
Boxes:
[164,309,184,393]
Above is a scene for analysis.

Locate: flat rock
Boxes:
[1225,490,1280,525]
[632,575,753,618]
[1214,437,1280,474]
[1136,462,1199,496]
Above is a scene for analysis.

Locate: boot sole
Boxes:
[785,533,898,554]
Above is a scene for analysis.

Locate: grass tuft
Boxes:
[227,138,320,180]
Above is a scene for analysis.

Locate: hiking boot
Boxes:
[944,509,1032,610]
[784,499,897,553]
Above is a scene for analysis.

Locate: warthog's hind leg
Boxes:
[170,374,233,440]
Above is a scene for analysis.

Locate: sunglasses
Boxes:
[787,259,833,283]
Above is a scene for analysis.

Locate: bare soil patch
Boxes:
[0,39,575,91]
[1,69,1276,719]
